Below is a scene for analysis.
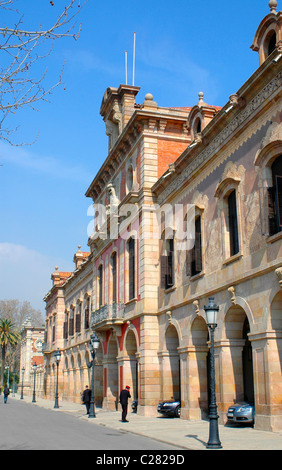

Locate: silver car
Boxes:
[226,402,255,425]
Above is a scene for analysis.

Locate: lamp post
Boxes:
[204,297,222,450]
[54,348,61,409]
[20,367,25,399]
[88,332,100,418]
[32,362,37,403]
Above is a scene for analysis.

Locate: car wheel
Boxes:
[175,406,180,417]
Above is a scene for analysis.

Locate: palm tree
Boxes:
[0,319,20,386]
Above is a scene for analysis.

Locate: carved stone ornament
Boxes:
[166,310,172,324]
[228,286,236,304]
[193,300,200,315]
[275,267,282,287]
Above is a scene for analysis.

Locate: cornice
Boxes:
[85,107,189,201]
[154,65,282,204]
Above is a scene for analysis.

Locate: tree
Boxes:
[0,0,87,144]
[0,299,44,382]
[0,318,20,386]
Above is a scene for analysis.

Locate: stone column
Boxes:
[251,331,282,432]
[139,315,160,416]
[217,339,245,422]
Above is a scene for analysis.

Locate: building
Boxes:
[43,1,282,432]
[19,317,45,399]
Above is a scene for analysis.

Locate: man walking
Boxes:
[3,385,10,404]
[119,385,131,422]
[81,385,91,415]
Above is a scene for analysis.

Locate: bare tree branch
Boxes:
[0,0,87,144]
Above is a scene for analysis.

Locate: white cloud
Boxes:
[0,243,67,313]
[0,141,90,183]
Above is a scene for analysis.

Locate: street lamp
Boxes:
[88,332,100,418]
[204,297,222,450]
[32,362,37,403]
[20,367,25,399]
[54,348,61,409]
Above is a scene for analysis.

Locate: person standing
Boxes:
[119,385,131,422]
[3,385,10,404]
[81,385,91,415]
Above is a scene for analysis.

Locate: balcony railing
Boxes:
[91,303,125,328]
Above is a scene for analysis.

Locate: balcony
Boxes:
[91,303,125,330]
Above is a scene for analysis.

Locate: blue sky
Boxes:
[0,0,272,313]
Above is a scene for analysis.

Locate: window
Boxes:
[191,215,203,276]
[161,237,174,289]
[69,308,74,336]
[63,311,68,339]
[52,316,56,342]
[267,32,276,57]
[84,298,90,329]
[128,238,135,299]
[98,265,103,308]
[196,118,201,135]
[75,303,81,333]
[269,155,282,235]
[228,190,239,256]
[127,165,133,192]
[112,252,117,303]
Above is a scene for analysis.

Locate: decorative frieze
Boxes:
[158,71,282,205]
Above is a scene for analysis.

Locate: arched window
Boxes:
[98,265,103,308]
[267,31,277,56]
[127,165,133,192]
[196,118,201,134]
[161,236,174,289]
[112,252,117,303]
[191,215,203,276]
[228,190,239,256]
[269,155,282,235]
[128,238,135,300]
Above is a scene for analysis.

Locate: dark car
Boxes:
[157,400,181,417]
[226,402,255,425]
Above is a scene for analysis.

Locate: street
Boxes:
[0,398,179,451]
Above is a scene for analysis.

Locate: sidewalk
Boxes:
[12,394,282,450]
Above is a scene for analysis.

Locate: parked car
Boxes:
[226,402,255,425]
[132,400,138,413]
[157,400,181,417]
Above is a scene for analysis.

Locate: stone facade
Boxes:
[19,318,45,398]
[43,2,282,432]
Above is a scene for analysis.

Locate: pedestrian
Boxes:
[3,385,10,404]
[81,385,91,414]
[119,385,131,422]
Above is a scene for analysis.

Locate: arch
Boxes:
[105,332,119,410]
[221,303,255,405]
[163,324,180,402]
[191,315,209,346]
[123,328,139,401]
[269,289,282,331]
[124,327,139,355]
[251,9,282,65]
[254,140,282,169]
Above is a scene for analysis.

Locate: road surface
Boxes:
[0,398,180,451]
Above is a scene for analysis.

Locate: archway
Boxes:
[223,305,254,406]
[105,334,119,410]
[124,329,138,401]
[190,315,209,419]
[164,324,180,401]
